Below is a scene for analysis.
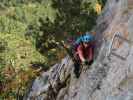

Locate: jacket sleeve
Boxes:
[77,45,85,62]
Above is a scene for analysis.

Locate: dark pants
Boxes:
[73,53,81,78]
[74,62,80,78]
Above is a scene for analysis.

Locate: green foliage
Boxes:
[0,32,47,99]
[98,0,107,7]
[34,0,104,54]
[0,38,7,84]
[0,38,7,68]
[0,33,46,68]
[0,16,26,35]
[0,0,107,99]
[0,1,58,99]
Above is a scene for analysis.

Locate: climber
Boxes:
[62,32,95,65]
[75,32,95,65]
[61,32,95,78]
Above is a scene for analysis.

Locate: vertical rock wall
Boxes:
[25,0,133,100]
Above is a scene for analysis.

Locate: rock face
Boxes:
[25,0,133,100]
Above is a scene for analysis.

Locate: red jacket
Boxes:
[77,44,94,62]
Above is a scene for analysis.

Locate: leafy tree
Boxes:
[34,0,103,54]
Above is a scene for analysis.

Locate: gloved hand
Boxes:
[82,59,89,65]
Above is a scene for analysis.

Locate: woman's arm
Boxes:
[77,45,85,62]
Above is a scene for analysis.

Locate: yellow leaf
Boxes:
[51,48,56,52]
[95,3,102,14]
